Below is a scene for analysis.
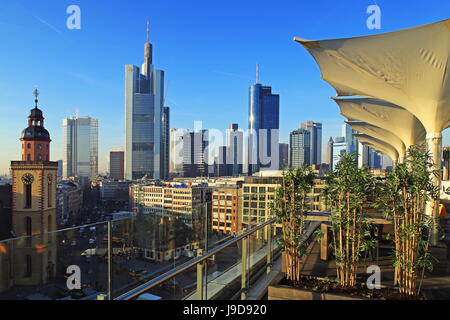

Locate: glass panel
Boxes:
[0,222,109,300]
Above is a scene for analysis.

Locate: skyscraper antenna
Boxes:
[146,21,150,43]
[256,63,259,83]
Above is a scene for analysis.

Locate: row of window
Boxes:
[243,186,276,193]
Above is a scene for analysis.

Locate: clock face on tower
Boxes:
[21,173,34,185]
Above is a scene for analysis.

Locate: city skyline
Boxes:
[2,1,450,174]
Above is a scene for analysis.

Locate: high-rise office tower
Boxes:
[169,128,186,175]
[279,143,289,170]
[289,128,311,168]
[342,123,358,155]
[162,106,170,180]
[110,151,125,180]
[62,115,98,185]
[332,136,347,170]
[357,142,374,168]
[301,121,322,165]
[326,137,334,169]
[226,123,243,176]
[125,22,166,180]
[183,130,209,177]
[216,146,229,177]
[248,64,280,174]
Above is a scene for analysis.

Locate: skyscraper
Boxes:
[332,136,347,170]
[289,128,311,168]
[169,128,186,175]
[110,151,125,180]
[301,121,322,165]
[62,115,98,185]
[162,106,170,180]
[279,143,289,170]
[342,123,358,155]
[226,123,243,176]
[248,64,280,174]
[326,137,334,169]
[125,22,166,180]
[183,130,209,177]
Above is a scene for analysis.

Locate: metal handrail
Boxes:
[115,217,277,300]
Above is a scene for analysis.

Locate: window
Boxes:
[25,255,32,278]
[27,143,31,149]
[48,181,52,207]
[25,217,32,236]
[48,215,52,232]
[27,154,31,161]
[25,217,32,247]
[25,184,32,208]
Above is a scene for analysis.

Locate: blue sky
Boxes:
[1,0,450,174]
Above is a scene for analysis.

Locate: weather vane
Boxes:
[33,88,40,107]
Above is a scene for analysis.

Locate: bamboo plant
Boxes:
[322,152,376,287]
[270,167,316,282]
[376,146,439,295]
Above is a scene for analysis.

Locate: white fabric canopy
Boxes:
[295,19,450,133]
[346,120,406,160]
[334,98,426,148]
[354,134,399,162]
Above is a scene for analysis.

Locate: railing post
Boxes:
[241,235,248,300]
[196,249,204,300]
[107,220,113,300]
[266,224,272,274]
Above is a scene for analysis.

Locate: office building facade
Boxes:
[289,128,311,168]
[182,130,209,177]
[279,143,289,170]
[169,128,186,176]
[227,124,244,176]
[62,116,98,184]
[301,121,322,165]
[109,151,125,180]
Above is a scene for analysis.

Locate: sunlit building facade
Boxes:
[62,116,98,185]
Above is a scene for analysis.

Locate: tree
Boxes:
[323,152,375,287]
[376,146,439,295]
[270,166,316,282]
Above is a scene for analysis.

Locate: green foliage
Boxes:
[375,145,438,295]
[323,152,375,287]
[270,166,316,281]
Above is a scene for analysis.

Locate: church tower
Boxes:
[10,89,57,285]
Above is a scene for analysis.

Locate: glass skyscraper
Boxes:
[289,129,311,168]
[62,116,98,184]
[125,24,166,180]
[301,120,322,165]
[248,65,280,174]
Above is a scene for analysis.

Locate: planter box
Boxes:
[268,283,370,300]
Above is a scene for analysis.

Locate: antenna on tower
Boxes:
[256,63,259,84]
[146,21,150,43]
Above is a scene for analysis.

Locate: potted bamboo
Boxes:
[376,146,439,297]
[268,153,410,300]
